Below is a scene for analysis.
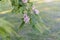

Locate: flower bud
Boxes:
[32,6,35,10]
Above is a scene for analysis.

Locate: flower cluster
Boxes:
[24,13,30,23]
[32,6,39,14]
[21,0,39,23]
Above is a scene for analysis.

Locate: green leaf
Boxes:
[0,18,14,36]
[31,14,50,33]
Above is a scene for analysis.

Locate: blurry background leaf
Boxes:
[0,18,14,36]
[0,0,60,40]
[0,0,13,14]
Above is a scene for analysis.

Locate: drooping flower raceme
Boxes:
[22,0,28,3]
[24,14,30,23]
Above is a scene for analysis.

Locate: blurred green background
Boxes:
[0,0,60,40]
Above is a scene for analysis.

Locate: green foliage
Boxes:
[0,0,60,40]
[0,0,50,40]
[0,0,12,12]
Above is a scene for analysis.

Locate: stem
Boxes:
[18,21,25,31]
